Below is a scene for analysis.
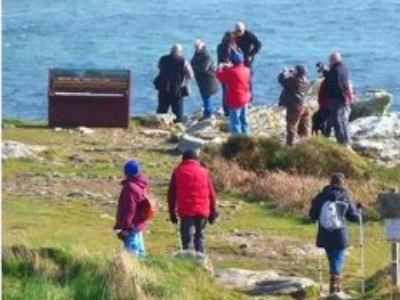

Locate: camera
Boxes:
[316,62,325,73]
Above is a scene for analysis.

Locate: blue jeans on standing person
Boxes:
[180,217,207,253]
[229,105,250,134]
[124,229,146,257]
[329,101,350,145]
[325,248,345,275]
[202,94,214,118]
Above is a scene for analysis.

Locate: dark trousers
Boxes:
[180,217,207,253]
[312,108,332,137]
[221,84,229,117]
[329,101,350,145]
[157,91,184,123]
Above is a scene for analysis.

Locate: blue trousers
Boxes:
[325,248,345,275]
[180,217,207,253]
[229,106,250,135]
[202,94,214,118]
[124,230,146,257]
[329,102,350,145]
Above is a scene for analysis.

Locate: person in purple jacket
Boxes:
[114,159,149,256]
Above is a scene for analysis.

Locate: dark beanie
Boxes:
[295,65,306,76]
[330,172,345,186]
[182,149,198,160]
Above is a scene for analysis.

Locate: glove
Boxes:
[208,211,219,224]
[169,213,178,224]
[356,202,364,210]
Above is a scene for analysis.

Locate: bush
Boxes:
[215,136,372,179]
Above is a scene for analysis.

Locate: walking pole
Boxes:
[359,207,366,294]
[316,221,323,294]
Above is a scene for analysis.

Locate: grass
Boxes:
[2,121,397,299]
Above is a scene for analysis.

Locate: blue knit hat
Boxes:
[124,160,141,177]
[230,50,244,65]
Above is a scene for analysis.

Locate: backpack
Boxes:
[138,191,158,221]
[319,200,344,231]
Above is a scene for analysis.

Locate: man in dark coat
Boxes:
[234,21,262,102]
[191,39,219,119]
[278,65,311,146]
[154,44,194,123]
[320,52,352,146]
[309,173,361,294]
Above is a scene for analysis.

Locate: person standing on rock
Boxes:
[114,160,150,257]
[318,52,353,146]
[234,21,262,102]
[278,65,311,146]
[217,31,238,116]
[154,44,194,123]
[309,173,362,294]
[216,51,251,135]
[191,39,219,120]
[168,149,218,253]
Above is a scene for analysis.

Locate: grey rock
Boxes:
[215,268,318,297]
[173,250,214,275]
[350,89,393,121]
[139,114,175,128]
[77,126,95,135]
[325,291,353,300]
[177,134,208,153]
[2,140,46,160]
[186,117,217,134]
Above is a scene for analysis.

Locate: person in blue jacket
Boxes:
[309,173,362,294]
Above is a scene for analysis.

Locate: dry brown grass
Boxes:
[205,158,382,218]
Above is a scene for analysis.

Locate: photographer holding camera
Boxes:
[317,52,353,146]
[278,65,311,146]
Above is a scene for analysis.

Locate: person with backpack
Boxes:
[309,173,362,294]
[191,39,219,120]
[114,159,152,256]
[168,149,218,253]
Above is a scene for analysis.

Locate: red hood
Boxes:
[122,174,149,189]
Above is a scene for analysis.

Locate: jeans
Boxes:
[180,217,207,253]
[201,94,214,118]
[229,105,250,135]
[325,248,345,275]
[329,102,350,145]
[157,91,184,123]
[124,230,146,257]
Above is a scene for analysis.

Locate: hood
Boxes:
[323,185,347,202]
[123,174,149,189]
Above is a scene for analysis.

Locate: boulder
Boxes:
[137,114,175,128]
[350,90,393,121]
[77,126,95,135]
[215,268,319,297]
[173,250,214,275]
[2,140,46,161]
[186,117,217,134]
[177,134,208,153]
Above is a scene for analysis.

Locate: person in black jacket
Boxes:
[191,39,219,120]
[234,21,262,102]
[309,173,361,294]
[318,52,352,146]
[154,44,194,123]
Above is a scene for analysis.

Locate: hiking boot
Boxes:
[329,274,341,294]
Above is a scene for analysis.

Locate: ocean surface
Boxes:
[3,0,400,119]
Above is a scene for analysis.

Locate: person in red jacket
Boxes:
[114,159,149,256]
[168,149,218,253]
[216,50,251,134]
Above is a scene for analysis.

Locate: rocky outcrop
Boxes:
[350,89,393,122]
[215,268,319,297]
[350,113,400,164]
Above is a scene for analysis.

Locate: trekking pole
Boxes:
[316,221,323,294]
[359,207,366,294]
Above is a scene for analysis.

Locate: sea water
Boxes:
[3,0,400,119]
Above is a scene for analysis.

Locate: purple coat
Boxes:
[114,174,149,232]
